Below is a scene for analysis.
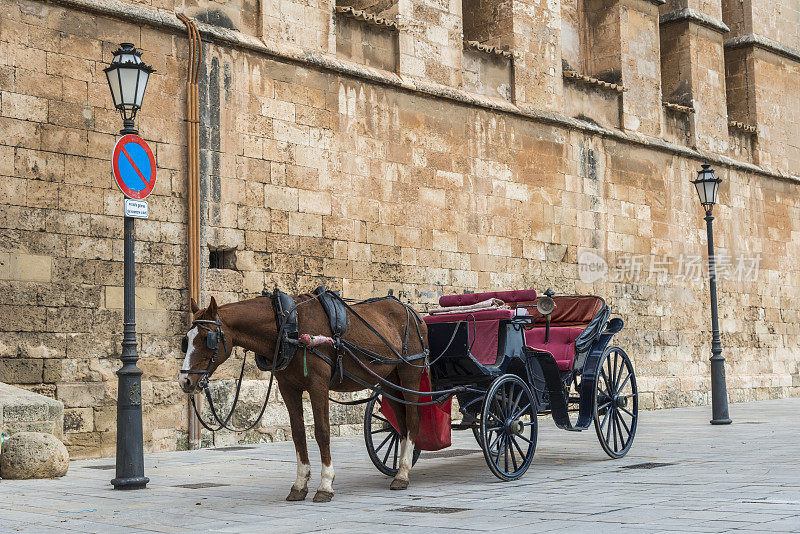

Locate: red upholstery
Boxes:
[438,290,538,308]
[424,309,514,366]
[521,296,604,327]
[423,309,515,324]
[525,327,584,371]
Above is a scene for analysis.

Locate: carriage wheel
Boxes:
[479,374,537,481]
[593,346,638,458]
[363,395,420,477]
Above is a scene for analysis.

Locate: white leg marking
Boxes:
[293,452,311,491]
[318,462,335,494]
[396,432,414,481]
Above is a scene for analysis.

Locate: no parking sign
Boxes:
[112,134,156,200]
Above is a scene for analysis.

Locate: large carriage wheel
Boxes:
[479,374,538,481]
[364,395,420,477]
[593,346,638,458]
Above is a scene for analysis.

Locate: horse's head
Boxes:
[178,296,233,394]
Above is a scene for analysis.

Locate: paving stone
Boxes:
[0,399,798,532]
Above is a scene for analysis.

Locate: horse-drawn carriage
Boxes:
[364,289,638,481]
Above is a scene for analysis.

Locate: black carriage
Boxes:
[364,289,638,481]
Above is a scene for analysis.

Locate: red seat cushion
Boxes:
[438,290,538,308]
[525,326,584,371]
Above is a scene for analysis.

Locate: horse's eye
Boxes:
[181,337,188,353]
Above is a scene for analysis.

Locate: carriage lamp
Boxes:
[106,43,151,490]
[692,164,732,425]
[104,43,154,135]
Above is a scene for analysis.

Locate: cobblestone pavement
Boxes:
[1,398,799,533]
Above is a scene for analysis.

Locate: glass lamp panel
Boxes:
[106,68,123,108]
[134,70,149,107]
[704,180,718,205]
[118,67,140,108]
[693,180,707,204]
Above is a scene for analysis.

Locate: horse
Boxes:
[177,292,427,502]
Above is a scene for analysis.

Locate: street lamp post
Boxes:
[691,164,732,425]
[105,43,154,489]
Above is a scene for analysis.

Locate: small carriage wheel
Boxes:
[363,395,420,477]
[593,346,638,459]
[480,374,538,481]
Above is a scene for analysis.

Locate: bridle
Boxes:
[179,315,228,391]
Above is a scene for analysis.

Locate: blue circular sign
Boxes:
[112,134,156,200]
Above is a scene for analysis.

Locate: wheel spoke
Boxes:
[614,371,632,397]
[612,350,619,385]
[504,435,509,473]
[510,435,526,460]
[596,400,612,412]
[509,441,518,472]
[487,430,503,453]
[371,427,391,435]
[372,414,390,425]
[491,397,505,420]
[611,408,619,451]
[599,368,613,398]
[619,405,636,418]
[392,438,398,470]
[511,403,532,421]
[515,433,535,445]
[509,388,523,418]
[615,409,631,440]
[599,406,611,431]
[382,435,396,465]
[613,410,625,452]
[375,431,393,453]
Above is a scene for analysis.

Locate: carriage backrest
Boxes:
[522,296,605,328]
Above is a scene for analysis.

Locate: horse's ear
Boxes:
[208,296,218,316]
[190,298,200,314]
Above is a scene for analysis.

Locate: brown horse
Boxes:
[177,293,426,502]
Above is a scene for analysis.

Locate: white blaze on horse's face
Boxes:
[178,326,199,392]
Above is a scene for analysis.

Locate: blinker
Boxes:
[206,331,219,350]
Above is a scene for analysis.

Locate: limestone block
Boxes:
[0,432,69,479]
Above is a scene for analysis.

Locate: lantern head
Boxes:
[691,164,722,211]
[104,43,155,133]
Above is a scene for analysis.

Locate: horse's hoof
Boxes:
[390,479,409,490]
[286,488,308,501]
[313,490,334,503]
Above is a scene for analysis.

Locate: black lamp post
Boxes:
[691,164,732,425]
[105,43,154,489]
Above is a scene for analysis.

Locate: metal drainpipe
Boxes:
[177,12,203,450]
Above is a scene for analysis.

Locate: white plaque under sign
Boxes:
[124,198,149,219]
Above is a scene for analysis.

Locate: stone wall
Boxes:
[0,0,798,458]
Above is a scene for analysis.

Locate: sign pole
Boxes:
[110,131,155,491]
[111,213,149,490]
